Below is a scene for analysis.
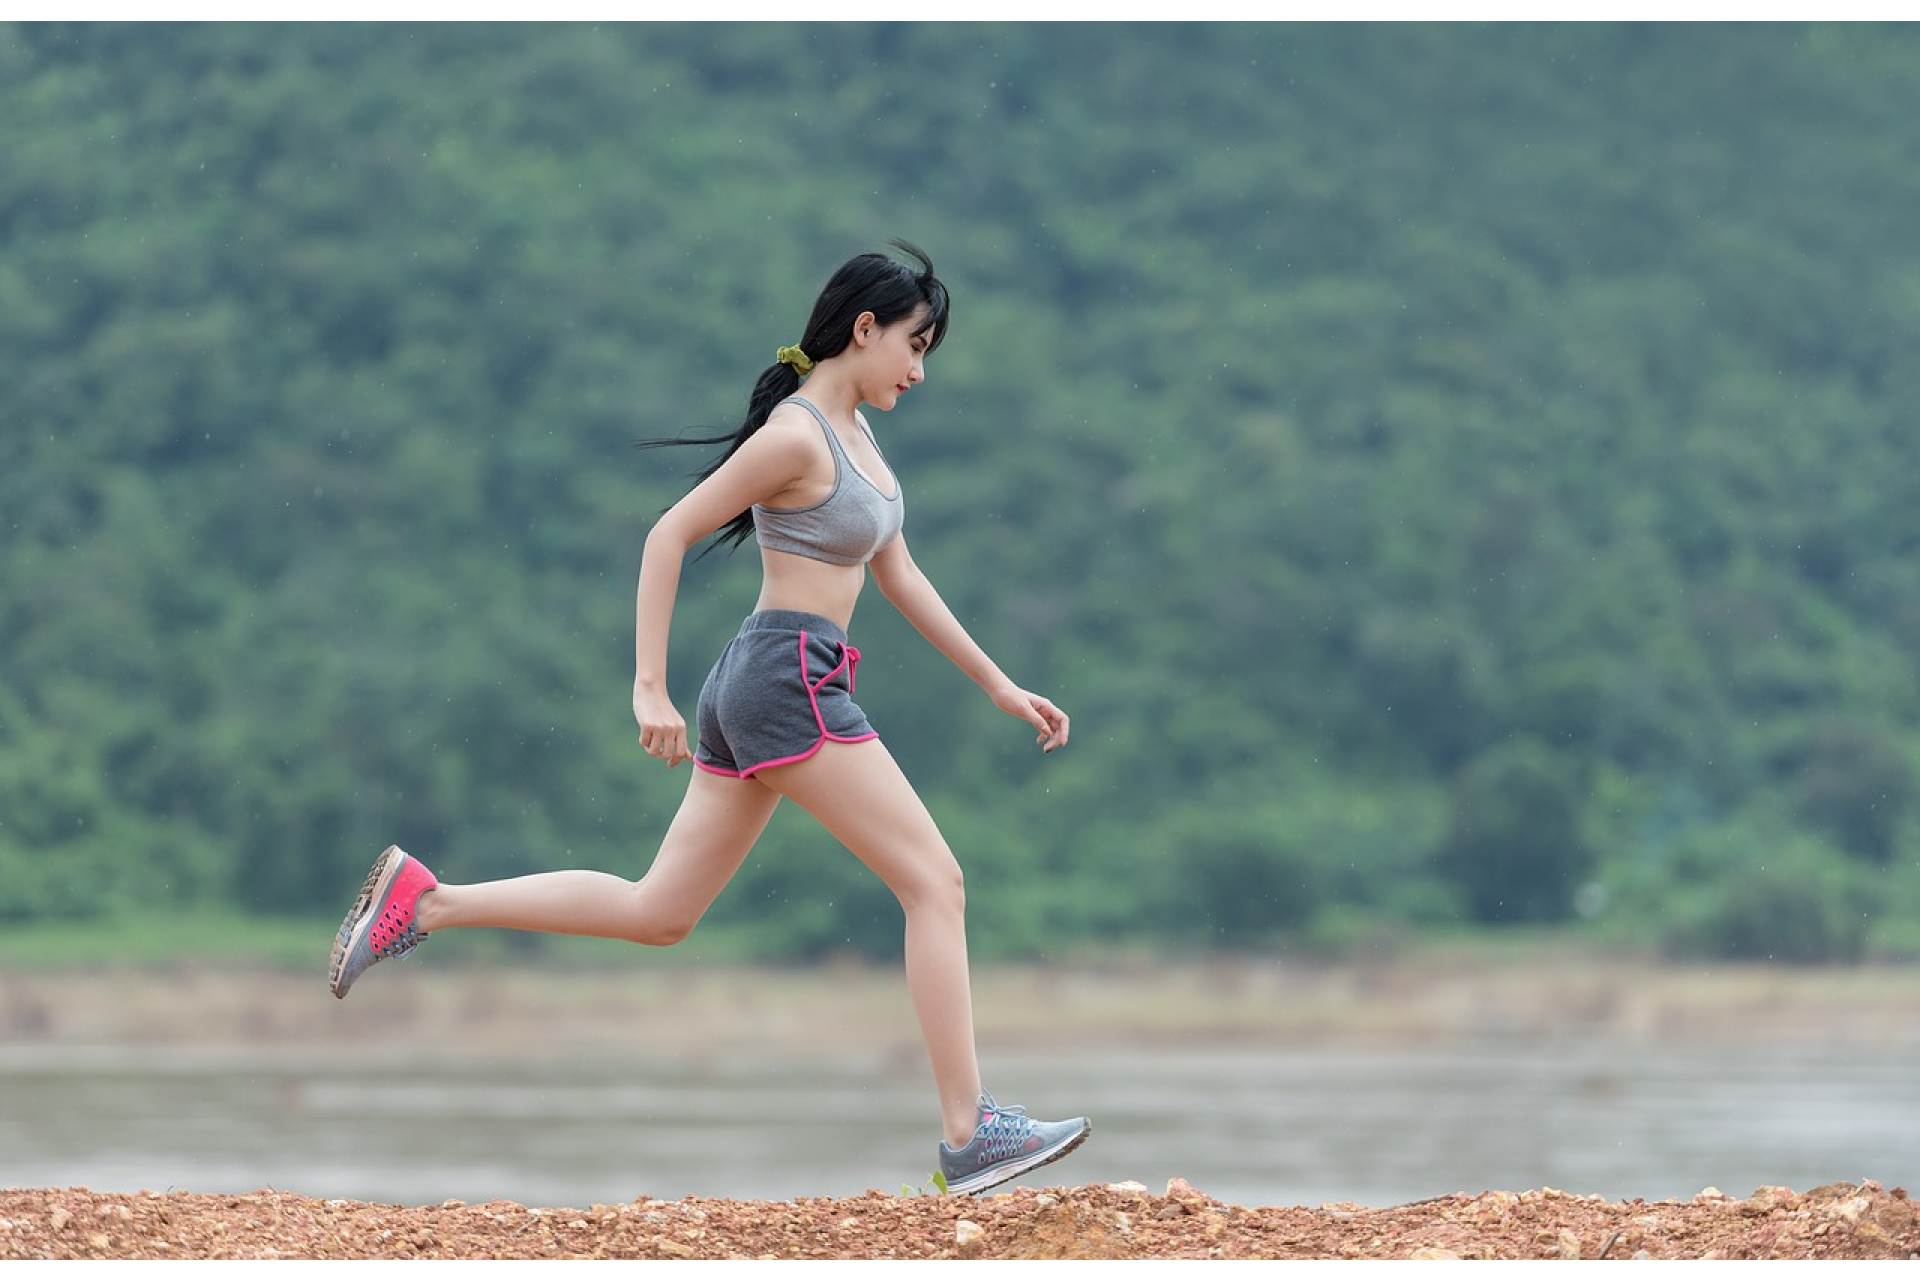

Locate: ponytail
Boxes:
[635,361,801,557]
[637,239,950,558]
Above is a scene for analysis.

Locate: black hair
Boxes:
[639,239,950,555]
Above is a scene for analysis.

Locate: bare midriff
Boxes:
[751,546,870,632]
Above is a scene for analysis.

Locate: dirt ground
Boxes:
[5,955,1918,1260]
[3,1177,1914,1260]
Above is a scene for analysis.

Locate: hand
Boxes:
[632,684,692,768]
[989,683,1070,754]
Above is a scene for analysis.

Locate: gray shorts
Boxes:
[693,609,878,778]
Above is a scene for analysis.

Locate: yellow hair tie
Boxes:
[776,345,814,376]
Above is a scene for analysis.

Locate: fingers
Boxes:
[638,723,690,768]
[634,688,690,767]
[994,684,1070,753]
[642,740,689,768]
[1028,695,1070,753]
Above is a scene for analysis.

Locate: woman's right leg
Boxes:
[415,766,781,945]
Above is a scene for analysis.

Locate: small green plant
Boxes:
[900,1170,949,1197]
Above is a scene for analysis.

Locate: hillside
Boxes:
[4,22,1919,960]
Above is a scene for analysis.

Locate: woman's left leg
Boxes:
[754,738,983,1150]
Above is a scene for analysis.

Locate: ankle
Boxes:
[943,1107,981,1151]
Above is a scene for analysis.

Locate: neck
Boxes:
[790,366,867,424]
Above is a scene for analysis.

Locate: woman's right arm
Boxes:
[631,418,812,767]
[630,517,697,765]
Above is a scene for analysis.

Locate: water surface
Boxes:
[2,1040,1912,1209]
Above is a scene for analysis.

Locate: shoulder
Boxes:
[716,404,831,496]
[738,403,825,460]
[763,399,826,437]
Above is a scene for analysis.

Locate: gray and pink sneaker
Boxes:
[329,845,438,999]
[939,1092,1090,1195]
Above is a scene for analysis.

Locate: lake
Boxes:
[3,1038,1912,1209]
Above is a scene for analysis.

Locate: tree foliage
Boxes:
[4,22,1919,962]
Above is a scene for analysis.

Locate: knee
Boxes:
[626,914,698,947]
[901,849,966,919]
[618,882,701,948]
[634,919,696,947]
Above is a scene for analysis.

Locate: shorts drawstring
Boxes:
[804,634,861,696]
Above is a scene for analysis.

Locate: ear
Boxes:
[851,311,880,347]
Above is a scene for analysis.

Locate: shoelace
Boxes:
[971,1093,1036,1161]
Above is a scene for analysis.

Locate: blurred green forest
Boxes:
[4,21,1919,966]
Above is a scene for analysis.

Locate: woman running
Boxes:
[327,240,1089,1195]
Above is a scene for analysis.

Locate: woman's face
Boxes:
[857,304,934,412]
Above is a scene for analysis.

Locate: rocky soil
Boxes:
[4,1177,1914,1260]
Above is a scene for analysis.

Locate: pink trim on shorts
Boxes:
[693,628,877,779]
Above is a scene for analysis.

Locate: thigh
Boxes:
[639,766,783,912]
[755,738,959,902]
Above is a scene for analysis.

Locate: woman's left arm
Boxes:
[870,535,1069,753]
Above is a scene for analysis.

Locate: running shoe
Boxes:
[328,844,438,999]
[938,1092,1091,1195]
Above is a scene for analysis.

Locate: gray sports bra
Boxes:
[752,397,905,566]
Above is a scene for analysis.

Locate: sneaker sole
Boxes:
[945,1119,1092,1196]
[328,844,406,999]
